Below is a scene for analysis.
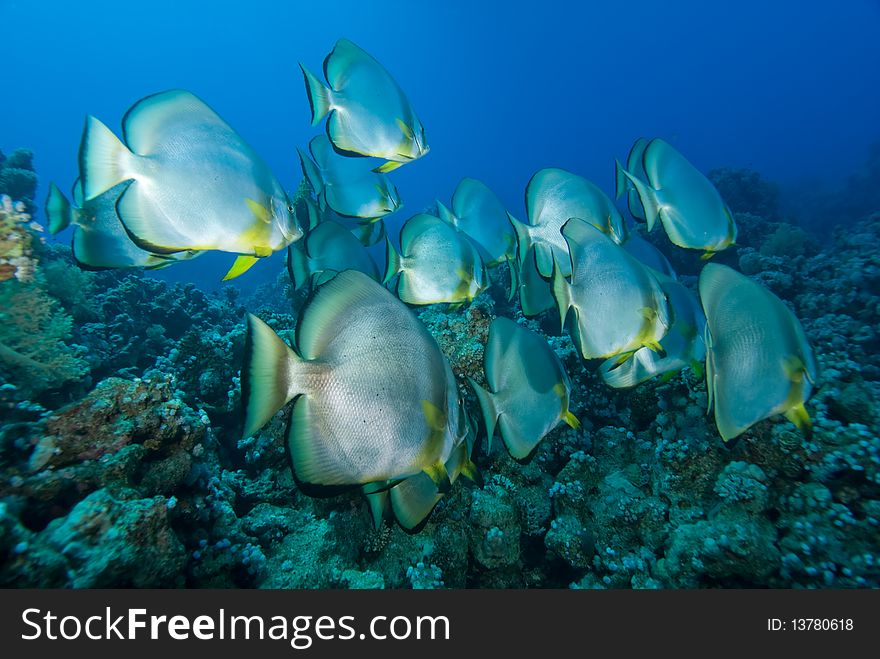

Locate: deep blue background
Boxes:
[3,0,879,289]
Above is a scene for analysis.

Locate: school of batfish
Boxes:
[45,38,816,532]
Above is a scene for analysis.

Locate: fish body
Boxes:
[241,271,460,490]
[699,263,816,442]
[78,90,302,268]
[45,180,199,270]
[600,276,705,388]
[470,317,579,460]
[287,219,379,290]
[385,213,487,305]
[514,244,555,316]
[300,39,428,171]
[439,178,516,267]
[516,167,627,276]
[302,194,386,247]
[617,138,736,254]
[298,134,401,219]
[621,230,677,279]
[615,137,649,221]
[511,168,626,315]
[384,393,479,532]
[552,220,670,360]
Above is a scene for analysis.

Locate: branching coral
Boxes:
[0,279,88,398]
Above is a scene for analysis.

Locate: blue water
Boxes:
[2,1,880,590]
[2,0,878,289]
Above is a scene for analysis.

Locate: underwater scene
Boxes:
[1,1,879,588]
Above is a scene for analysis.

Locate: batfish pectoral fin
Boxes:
[422,459,452,495]
[395,117,415,141]
[562,410,581,429]
[223,255,260,281]
[553,382,580,429]
[245,198,272,224]
[700,250,716,261]
[784,402,812,439]
[450,267,476,304]
[782,355,807,384]
[419,399,451,495]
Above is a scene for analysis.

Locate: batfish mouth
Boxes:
[281,221,305,242]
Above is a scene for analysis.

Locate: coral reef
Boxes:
[0,151,878,589]
[0,279,89,401]
[0,195,38,283]
[709,167,780,219]
[0,149,38,216]
[0,197,87,403]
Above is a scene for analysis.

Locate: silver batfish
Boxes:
[300,39,428,173]
[241,271,461,492]
[287,219,380,291]
[301,194,386,247]
[298,134,401,219]
[45,180,199,270]
[600,275,705,388]
[700,263,816,443]
[552,220,670,360]
[438,177,516,267]
[511,168,627,315]
[617,138,736,257]
[78,89,303,280]
[384,213,487,305]
[470,317,579,460]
